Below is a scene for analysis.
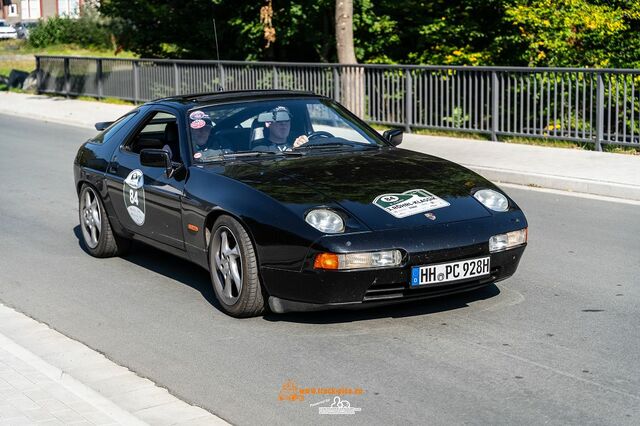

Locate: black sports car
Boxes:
[74,90,528,317]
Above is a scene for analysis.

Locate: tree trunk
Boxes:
[335,0,364,117]
[335,0,357,64]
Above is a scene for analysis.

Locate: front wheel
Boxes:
[209,215,265,317]
[78,184,130,257]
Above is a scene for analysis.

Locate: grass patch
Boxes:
[602,144,640,155]
[501,135,640,155]
[370,123,488,140]
[0,58,35,76]
[5,87,28,94]
[0,39,136,58]
[76,95,135,106]
[499,135,588,150]
[413,128,490,140]
[370,123,640,156]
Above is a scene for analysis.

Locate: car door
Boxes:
[106,107,187,250]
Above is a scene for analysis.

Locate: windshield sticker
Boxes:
[373,189,450,218]
[189,110,206,120]
[190,119,206,129]
[123,169,146,226]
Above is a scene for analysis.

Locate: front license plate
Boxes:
[411,256,491,286]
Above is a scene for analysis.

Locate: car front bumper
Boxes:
[263,244,526,313]
[0,33,18,39]
[260,212,528,313]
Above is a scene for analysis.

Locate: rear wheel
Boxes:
[209,216,265,317]
[79,184,130,257]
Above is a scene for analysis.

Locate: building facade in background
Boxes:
[1,0,85,24]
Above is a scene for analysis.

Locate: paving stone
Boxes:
[50,408,88,424]
[6,394,42,411]
[22,407,56,422]
[0,415,34,425]
[91,373,155,398]
[0,302,225,426]
[135,401,217,426]
[110,386,176,412]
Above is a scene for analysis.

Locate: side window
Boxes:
[306,104,369,143]
[91,112,137,145]
[123,111,182,163]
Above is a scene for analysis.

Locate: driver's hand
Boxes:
[293,135,309,148]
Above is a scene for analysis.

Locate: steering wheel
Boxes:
[307,131,334,139]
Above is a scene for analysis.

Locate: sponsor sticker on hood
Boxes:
[373,189,450,218]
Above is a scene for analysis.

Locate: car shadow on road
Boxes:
[73,226,222,310]
[73,226,501,323]
[263,284,501,324]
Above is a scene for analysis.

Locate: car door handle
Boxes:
[108,162,118,174]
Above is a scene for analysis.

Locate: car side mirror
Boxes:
[95,121,113,131]
[382,129,403,146]
[140,148,173,176]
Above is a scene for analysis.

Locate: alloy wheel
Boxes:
[212,226,243,305]
[80,187,102,249]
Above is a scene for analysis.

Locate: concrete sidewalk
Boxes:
[1,91,638,201]
[0,303,228,425]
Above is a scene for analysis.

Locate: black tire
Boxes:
[78,184,131,258]
[208,215,265,317]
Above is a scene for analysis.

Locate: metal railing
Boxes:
[36,55,640,150]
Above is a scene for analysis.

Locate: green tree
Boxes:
[503,0,640,67]
[98,0,640,68]
[100,0,263,59]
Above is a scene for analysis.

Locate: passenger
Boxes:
[188,111,223,159]
[252,106,309,152]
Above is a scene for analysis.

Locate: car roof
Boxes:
[146,90,322,110]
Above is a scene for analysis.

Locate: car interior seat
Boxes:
[249,118,267,149]
[163,121,181,162]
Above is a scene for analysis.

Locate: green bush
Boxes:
[28,4,112,49]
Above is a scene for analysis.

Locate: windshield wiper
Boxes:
[202,150,304,162]
[297,142,379,151]
[222,151,276,159]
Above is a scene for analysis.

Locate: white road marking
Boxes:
[497,182,640,206]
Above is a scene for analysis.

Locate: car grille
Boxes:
[362,267,500,302]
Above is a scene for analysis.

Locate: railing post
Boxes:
[217,63,225,90]
[96,58,103,100]
[491,70,499,141]
[272,66,278,89]
[133,60,140,104]
[595,72,604,152]
[173,62,180,96]
[404,69,412,133]
[35,56,41,94]
[64,57,70,98]
[333,66,340,102]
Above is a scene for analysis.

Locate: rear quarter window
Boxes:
[90,112,137,145]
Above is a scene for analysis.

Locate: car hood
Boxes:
[216,148,495,231]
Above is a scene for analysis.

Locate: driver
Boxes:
[252,106,309,152]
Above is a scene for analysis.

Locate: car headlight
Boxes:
[314,250,402,270]
[474,189,509,212]
[305,208,345,233]
[489,228,528,252]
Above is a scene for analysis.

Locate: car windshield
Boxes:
[188,98,384,162]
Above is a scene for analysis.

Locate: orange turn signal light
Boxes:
[314,253,340,270]
[187,224,199,232]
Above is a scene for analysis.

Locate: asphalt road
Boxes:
[0,113,638,425]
